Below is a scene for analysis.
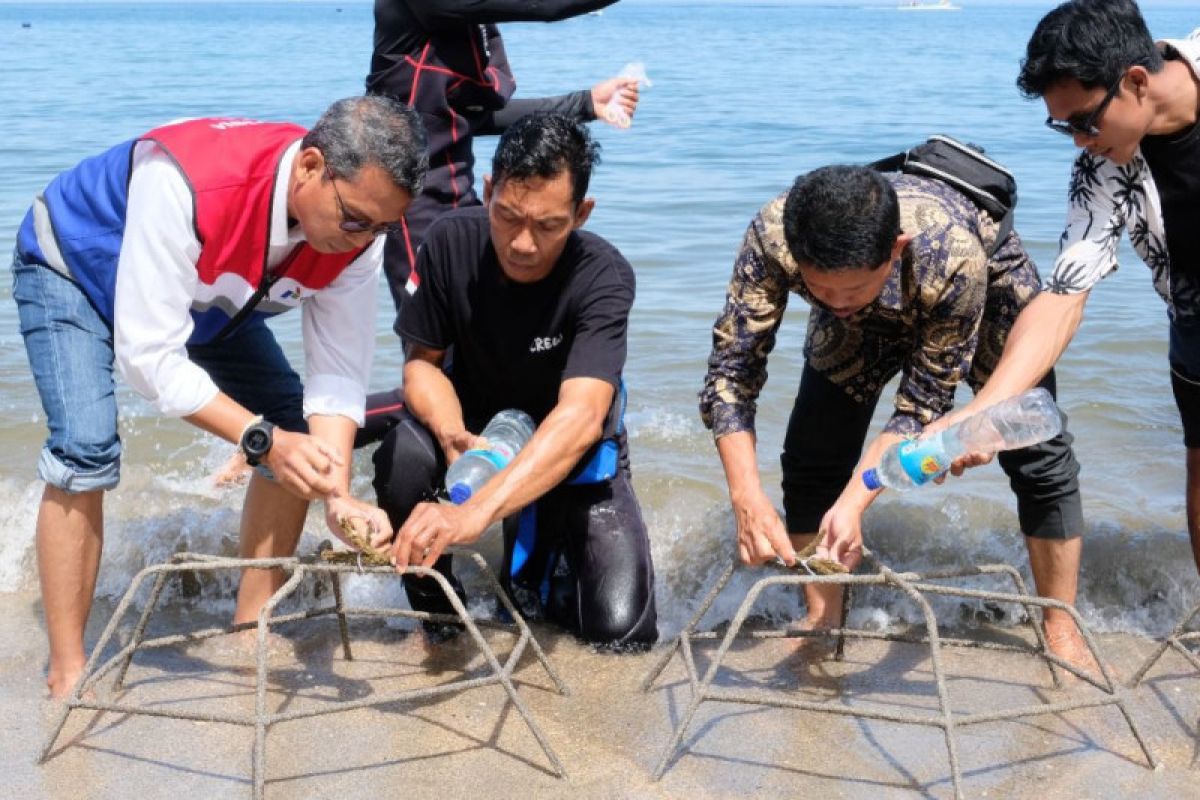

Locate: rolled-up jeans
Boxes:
[12,250,306,493]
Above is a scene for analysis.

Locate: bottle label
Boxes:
[895,438,951,486]
[462,447,510,470]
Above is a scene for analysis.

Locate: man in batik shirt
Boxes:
[700,164,1090,664]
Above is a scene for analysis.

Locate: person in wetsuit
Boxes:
[366,0,638,316]
[351,0,639,450]
[373,114,657,647]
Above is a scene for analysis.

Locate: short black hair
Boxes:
[491,113,601,204]
[782,165,900,273]
[1018,0,1163,98]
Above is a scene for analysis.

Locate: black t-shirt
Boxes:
[1140,52,1200,277]
[401,206,634,432]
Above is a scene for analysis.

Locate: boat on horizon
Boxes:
[897,0,961,10]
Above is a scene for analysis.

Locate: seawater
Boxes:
[0,1,1196,639]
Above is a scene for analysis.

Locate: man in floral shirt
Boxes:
[935,1,1200,577]
[700,164,1089,664]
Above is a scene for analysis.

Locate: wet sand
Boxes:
[4,588,1199,799]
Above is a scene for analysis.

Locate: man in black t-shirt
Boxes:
[350,0,640,449]
[366,0,638,315]
[372,113,657,646]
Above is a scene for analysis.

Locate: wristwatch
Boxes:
[240,419,276,467]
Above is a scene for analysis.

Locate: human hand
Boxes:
[732,488,796,566]
[391,501,487,570]
[436,428,480,467]
[922,413,994,483]
[813,501,865,571]
[264,429,344,500]
[324,493,393,552]
[592,77,640,127]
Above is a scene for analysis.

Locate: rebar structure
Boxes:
[38,547,570,799]
[1129,597,1200,688]
[644,558,1158,799]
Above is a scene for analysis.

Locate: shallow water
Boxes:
[0,1,1196,638]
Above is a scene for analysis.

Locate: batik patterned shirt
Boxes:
[699,173,1042,438]
[1045,30,1200,319]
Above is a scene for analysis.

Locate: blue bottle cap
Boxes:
[862,468,882,491]
[448,483,472,505]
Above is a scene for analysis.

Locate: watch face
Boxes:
[245,427,271,455]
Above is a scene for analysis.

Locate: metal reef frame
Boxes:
[1129,597,1200,687]
[38,547,570,799]
[644,559,1158,799]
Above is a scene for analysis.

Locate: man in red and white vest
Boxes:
[13,96,427,697]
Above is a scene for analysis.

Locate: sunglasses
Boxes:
[1045,75,1123,138]
[326,166,400,235]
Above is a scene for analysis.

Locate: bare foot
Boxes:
[1045,625,1109,685]
[190,628,295,664]
[787,615,841,662]
[46,665,86,700]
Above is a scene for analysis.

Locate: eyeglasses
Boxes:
[1045,75,1123,138]
[325,166,399,236]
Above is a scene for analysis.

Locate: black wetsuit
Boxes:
[371,208,657,646]
[366,0,615,316]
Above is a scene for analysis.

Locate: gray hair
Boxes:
[302,96,428,195]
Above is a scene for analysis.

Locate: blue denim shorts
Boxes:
[12,250,305,492]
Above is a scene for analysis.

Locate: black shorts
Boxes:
[779,364,1084,540]
[1169,316,1200,449]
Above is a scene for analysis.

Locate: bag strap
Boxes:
[869,137,1016,259]
[867,151,908,174]
[212,245,303,342]
[990,209,1015,259]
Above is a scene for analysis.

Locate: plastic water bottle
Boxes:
[861,388,1062,491]
[604,62,652,129]
[444,409,536,504]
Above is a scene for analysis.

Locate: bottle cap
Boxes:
[448,483,472,505]
[861,468,882,491]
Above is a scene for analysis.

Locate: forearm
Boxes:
[184,392,258,445]
[464,395,607,528]
[402,358,468,447]
[717,426,797,564]
[970,291,1087,412]
[715,431,765,502]
[185,398,357,494]
[836,430,905,513]
[479,91,595,135]
[308,415,358,494]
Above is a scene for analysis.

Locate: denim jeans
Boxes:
[13,251,121,492]
[13,249,307,492]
